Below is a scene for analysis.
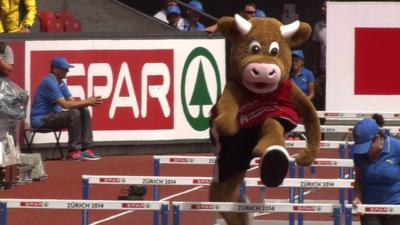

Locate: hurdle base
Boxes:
[215,219,361,225]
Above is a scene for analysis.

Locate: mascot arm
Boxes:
[290,84,321,166]
[215,81,243,136]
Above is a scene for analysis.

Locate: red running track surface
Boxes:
[0,150,358,225]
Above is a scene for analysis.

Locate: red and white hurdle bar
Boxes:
[172,202,341,225]
[344,204,400,225]
[0,199,169,225]
[82,175,354,189]
[293,124,400,134]
[317,111,400,120]
[153,155,354,167]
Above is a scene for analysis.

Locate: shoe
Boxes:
[68,150,85,160]
[259,145,289,187]
[81,149,101,160]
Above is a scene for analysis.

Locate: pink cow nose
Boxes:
[247,63,281,81]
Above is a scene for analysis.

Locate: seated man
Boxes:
[30,56,103,160]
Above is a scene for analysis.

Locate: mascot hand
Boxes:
[294,147,318,166]
[214,113,239,136]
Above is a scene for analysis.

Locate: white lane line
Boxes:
[89,185,206,224]
[89,211,133,225]
[89,164,261,224]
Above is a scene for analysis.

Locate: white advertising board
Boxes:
[25,39,226,143]
[327,2,400,112]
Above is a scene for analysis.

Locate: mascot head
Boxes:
[218,15,311,94]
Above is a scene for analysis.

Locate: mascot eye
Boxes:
[269,41,280,56]
[249,40,261,54]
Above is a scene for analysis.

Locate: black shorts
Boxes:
[212,117,296,182]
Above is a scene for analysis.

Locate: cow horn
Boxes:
[234,14,252,35]
[280,20,300,38]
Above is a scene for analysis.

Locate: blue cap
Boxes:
[255,9,266,18]
[350,118,380,154]
[166,5,181,15]
[51,56,74,70]
[292,49,304,59]
[189,0,203,11]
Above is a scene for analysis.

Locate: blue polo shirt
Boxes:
[352,136,400,204]
[290,67,315,95]
[183,19,205,31]
[30,74,72,128]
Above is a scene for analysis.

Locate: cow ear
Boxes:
[217,16,241,42]
[286,22,312,48]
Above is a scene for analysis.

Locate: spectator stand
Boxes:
[37,10,81,32]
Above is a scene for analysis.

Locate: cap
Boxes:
[292,49,304,59]
[350,118,380,154]
[189,0,203,11]
[166,5,181,15]
[51,56,74,70]
[255,9,266,18]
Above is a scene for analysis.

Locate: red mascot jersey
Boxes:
[237,80,300,128]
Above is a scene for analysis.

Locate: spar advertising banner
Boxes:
[327,2,400,111]
[24,39,225,143]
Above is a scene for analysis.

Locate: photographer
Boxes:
[0,42,14,77]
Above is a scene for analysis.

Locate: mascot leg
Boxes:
[252,118,289,187]
[209,171,251,225]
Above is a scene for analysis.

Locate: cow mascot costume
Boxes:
[209,14,321,225]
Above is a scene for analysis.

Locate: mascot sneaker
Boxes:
[259,145,289,187]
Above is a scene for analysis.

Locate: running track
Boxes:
[0,149,359,225]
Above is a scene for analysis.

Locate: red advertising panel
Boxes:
[355,28,400,95]
[30,50,174,130]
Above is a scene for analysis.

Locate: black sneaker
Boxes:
[259,145,289,187]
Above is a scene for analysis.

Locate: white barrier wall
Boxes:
[24,38,226,143]
[327,2,400,111]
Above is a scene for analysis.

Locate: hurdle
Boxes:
[345,204,400,225]
[0,198,168,225]
[153,153,354,225]
[82,175,353,225]
[317,111,400,120]
[172,201,341,225]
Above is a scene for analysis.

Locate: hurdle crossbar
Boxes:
[317,111,400,120]
[344,204,400,225]
[153,155,353,168]
[83,175,353,189]
[172,202,341,225]
[293,124,400,134]
[0,199,169,225]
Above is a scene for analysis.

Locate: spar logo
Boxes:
[313,160,337,166]
[169,158,191,163]
[191,204,215,209]
[293,206,320,212]
[365,207,393,213]
[193,179,212,184]
[122,203,146,209]
[99,178,125,183]
[181,47,222,131]
[20,201,48,207]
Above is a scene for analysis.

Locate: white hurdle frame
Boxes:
[345,204,400,225]
[82,175,354,225]
[0,198,168,225]
[172,202,341,225]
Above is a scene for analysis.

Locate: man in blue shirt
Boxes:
[351,117,400,225]
[183,0,205,31]
[30,56,103,160]
[290,49,315,100]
